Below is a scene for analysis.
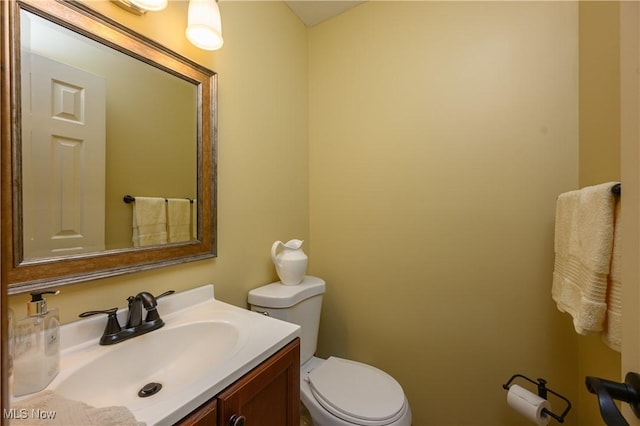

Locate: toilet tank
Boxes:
[248,276,326,365]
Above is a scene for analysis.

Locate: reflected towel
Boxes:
[552,182,618,335]
[132,197,167,247]
[10,390,145,425]
[603,200,622,351]
[167,198,191,243]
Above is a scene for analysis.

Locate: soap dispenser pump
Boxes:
[13,290,61,396]
[27,290,59,317]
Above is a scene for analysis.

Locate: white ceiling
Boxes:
[284,1,365,27]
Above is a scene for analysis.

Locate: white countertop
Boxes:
[11,284,300,425]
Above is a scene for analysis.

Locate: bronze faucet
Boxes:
[80,290,175,345]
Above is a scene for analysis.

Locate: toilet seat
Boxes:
[307,357,407,426]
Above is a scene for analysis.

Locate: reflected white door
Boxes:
[21,53,106,259]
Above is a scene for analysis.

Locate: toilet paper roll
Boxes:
[507,384,551,425]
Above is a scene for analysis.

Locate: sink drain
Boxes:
[138,382,162,398]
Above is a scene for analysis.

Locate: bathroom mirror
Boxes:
[1,0,218,294]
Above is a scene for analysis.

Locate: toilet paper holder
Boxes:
[502,374,572,423]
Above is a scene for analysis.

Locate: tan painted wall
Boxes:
[577,2,622,425]
[308,2,580,424]
[7,1,625,424]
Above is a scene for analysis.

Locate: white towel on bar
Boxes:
[551,182,619,336]
[167,198,192,243]
[132,196,167,247]
[602,199,622,351]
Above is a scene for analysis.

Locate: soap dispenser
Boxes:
[13,290,60,396]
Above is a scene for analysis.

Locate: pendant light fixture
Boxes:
[112,0,167,15]
[186,0,224,51]
[129,0,167,11]
[113,0,224,51]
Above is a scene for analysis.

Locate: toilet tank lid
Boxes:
[248,276,326,308]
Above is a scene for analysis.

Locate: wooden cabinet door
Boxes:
[175,399,217,426]
[217,338,300,426]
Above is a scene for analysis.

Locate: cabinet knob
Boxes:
[228,414,246,426]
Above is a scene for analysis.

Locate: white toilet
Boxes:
[248,276,412,426]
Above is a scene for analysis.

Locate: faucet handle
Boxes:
[156,290,175,299]
[79,307,122,336]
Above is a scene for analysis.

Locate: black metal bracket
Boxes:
[502,374,572,423]
[585,372,640,426]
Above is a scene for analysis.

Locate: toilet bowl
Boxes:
[248,276,412,426]
[301,356,411,426]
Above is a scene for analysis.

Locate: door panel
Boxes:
[217,339,300,426]
[21,52,106,259]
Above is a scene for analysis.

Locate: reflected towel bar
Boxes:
[123,195,193,204]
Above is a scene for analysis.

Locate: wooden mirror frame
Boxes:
[1,0,217,295]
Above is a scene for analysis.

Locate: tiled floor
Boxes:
[300,402,313,426]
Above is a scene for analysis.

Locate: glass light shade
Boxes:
[129,0,167,11]
[186,0,224,51]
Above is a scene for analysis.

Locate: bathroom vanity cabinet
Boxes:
[177,338,300,426]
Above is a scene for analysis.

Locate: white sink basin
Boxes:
[55,321,240,409]
[13,285,300,426]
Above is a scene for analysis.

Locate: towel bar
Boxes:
[123,195,193,204]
